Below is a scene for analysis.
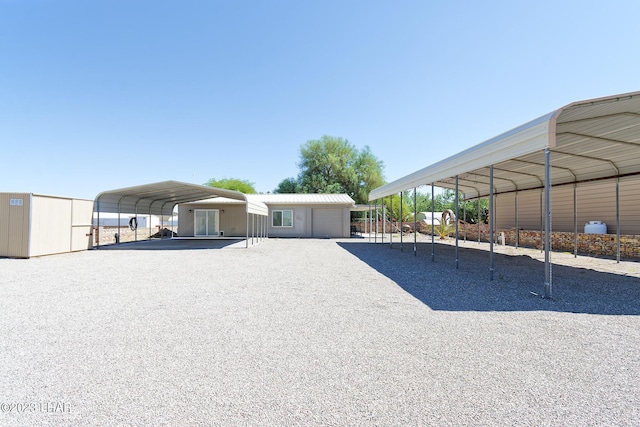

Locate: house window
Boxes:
[272,210,293,227]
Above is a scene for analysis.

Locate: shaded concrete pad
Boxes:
[95,238,247,250]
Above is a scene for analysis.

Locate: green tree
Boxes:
[274,177,300,194]
[460,198,489,224]
[414,190,433,213]
[276,135,385,204]
[352,145,385,205]
[204,177,257,194]
[382,193,413,222]
[411,189,447,213]
[298,136,357,195]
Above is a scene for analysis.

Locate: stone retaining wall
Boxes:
[351,221,640,259]
[459,222,640,259]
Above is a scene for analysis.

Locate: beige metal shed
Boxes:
[0,193,94,258]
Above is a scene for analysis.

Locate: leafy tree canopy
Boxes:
[274,177,300,194]
[381,193,414,222]
[205,177,257,194]
[275,135,385,204]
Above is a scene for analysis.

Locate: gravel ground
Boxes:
[0,238,639,426]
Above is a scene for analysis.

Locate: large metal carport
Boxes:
[94,180,269,248]
[369,91,640,298]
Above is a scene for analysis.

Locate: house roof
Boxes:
[185,193,356,206]
[184,197,246,205]
[94,180,268,216]
[255,193,355,205]
[369,91,640,200]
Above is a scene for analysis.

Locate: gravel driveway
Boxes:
[1,238,639,426]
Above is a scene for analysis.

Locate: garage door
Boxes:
[312,209,344,238]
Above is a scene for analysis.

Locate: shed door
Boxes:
[312,209,343,238]
[71,200,94,251]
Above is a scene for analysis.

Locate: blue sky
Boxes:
[1,0,639,199]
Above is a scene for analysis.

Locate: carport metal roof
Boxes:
[370,91,640,201]
[94,180,268,216]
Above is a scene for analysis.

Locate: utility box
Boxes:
[584,221,607,234]
[0,193,94,258]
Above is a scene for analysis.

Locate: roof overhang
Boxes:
[370,91,640,200]
[94,180,268,216]
[351,204,373,212]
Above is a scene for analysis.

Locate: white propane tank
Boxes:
[584,221,607,234]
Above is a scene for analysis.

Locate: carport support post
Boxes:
[544,148,552,299]
[573,184,577,258]
[96,202,100,248]
[117,204,121,244]
[489,166,494,281]
[463,202,466,242]
[382,203,386,243]
[400,192,403,251]
[374,201,378,243]
[135,205,138,242]
[515,191,519,249]
[616,178,620,263]
[413,187,417,257]
[431,183,435,262]
[455,176,459,269]
[478,198,481,244]
[389,196,393,248]
[368,204,371,242]
[245,210,249,248]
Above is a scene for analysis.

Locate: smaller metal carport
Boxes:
[94,180,268,248]
[369,91,640,298]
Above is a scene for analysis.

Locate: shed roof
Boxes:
[94,180,268,216]
[370,91,640,200]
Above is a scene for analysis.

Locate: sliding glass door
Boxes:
[194,209,220,236]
